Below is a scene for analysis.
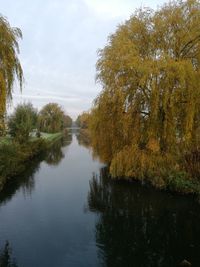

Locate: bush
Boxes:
[0,142,24,189]
[0,139,47,190]
[8,103,37,143]
[167,171,200,194]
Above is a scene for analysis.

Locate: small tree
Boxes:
[8,103,37,143]
[38,103,64,133]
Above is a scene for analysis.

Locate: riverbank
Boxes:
[0,132,63,191]
[0,132,63,145]
[109,161,200,196]
[40,132,63,146]
[110,156,200,196]
[110,171,200,196]
[80,128,200,196]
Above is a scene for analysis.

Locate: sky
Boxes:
[1,0,166,120]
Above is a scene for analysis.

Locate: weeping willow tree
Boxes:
[90,0,200,188]
[0,15,23,135]
[38,103,65,133]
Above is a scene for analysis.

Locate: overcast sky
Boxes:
[1,0,166,119]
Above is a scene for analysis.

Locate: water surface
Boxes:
[0,131,200,267]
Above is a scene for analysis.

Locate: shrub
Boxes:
[8,103,37,143]
[167,171,200,194]
[0,139,47,190]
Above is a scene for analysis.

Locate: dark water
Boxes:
[0,131,200,267]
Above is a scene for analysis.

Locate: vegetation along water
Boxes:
[0,0,200,266]
[79,0,200,194]
[0,132,200,267]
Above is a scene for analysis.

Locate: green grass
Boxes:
[0,136,11,145]
[0,132,62,145]
[40,132,62,142]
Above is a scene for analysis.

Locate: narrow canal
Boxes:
[0,131,200,267]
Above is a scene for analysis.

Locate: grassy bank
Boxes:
[40,132,63,145]
[0,132,63,191]
[0,136,11,145]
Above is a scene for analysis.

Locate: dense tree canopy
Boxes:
[38,103,65,133]
[90,0,200,185]
[0,15,23,135]
[8,103,37,143]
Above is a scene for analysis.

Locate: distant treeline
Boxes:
[7,102,72,143]
[0,102,72,192]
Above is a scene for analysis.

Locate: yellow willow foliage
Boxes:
[0,73,6,134]
[90,0,200,180]
[110,145,177,186]
[0,15,23,134]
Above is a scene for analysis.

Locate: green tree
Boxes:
[90,0,200,184]
[8,103,37,143]
[0,15,23,135]
[38,103,64,133]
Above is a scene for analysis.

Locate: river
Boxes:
[0,131,200,267]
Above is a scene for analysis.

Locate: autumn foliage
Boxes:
[89,0,200,190]
[0,16,23,135]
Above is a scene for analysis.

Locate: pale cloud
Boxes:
[83,0,163,18]
[84,0,137,18]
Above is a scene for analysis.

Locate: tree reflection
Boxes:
[0,156,41,206]
[0,241,18,267]
[0,135,72,205]
[44,139,64,165]
[44,135,72,166]
[76,131,91,149]
[88,167,200,267]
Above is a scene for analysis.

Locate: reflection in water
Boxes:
[88,167,200,267]
[76,132,90,149]
[0,157,40,206]
[44,135,72,165]
[0,134,72,206]
[0,241,18,267]
[44,138,65,165]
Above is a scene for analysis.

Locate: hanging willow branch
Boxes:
[89,0,200,181]
[0,15,24,134]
